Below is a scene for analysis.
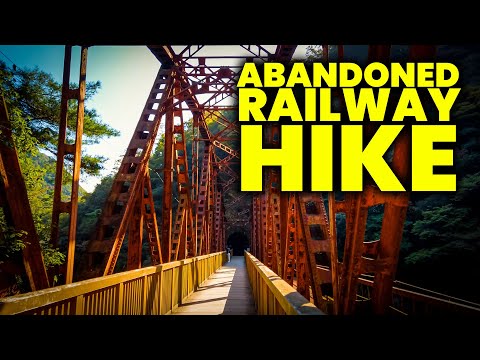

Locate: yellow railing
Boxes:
[0,252,226,315]
[245,251,324,315]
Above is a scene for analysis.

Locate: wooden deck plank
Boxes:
[173,256,256,315]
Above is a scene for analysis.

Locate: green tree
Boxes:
[0,61,119,175]
[0,60,119,291]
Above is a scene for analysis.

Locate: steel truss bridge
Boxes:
[1,45,479,315]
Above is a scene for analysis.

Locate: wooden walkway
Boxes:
[173,256,257,315]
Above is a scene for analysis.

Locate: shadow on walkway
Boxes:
[173,256,256,315]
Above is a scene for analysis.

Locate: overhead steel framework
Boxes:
[74,45,297,280]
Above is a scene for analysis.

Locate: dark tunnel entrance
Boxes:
[227,232,250,256]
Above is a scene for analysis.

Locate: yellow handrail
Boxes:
[0,252,227,315]
[244,251,324,315]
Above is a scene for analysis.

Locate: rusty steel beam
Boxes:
[196,82,237,98]
[254,194,263,260]
[200,106,238,111]
[222,210,226,251]
[257,45,299,276]
[142,168,162,265]
[50,45,89,284]
[327,192,340,315]
[203,109,239,132]
[283,193,297,286]
[164,71,235,106]
[76,45,296,282]
[240,45,273,61]
[244,45,297,272]
[335,189,412,314]
[370,45,436,314]
[180,69,241,84]
[208,155,215,253]
[213,182,223,253]
[221,199,226,252]
[263,124,283,276]
[196,144,211,255]
[191,113,200,208]
[202,92,236,110]
[340,192,369,314]
[127,186,143,271]
[50,46,72,250]
[174,71,238,91]
[212,140,239,159]
[0,96,49,291]
[224,193,247,209]
[167,55,268,60]
[255,196,261,258]
[264,171,279,273]
[104,70,172,275]
[177,45,205,59]
[297,193,334,313]
[79,67,174,280]
[181,64,244,70]
[207,164,215,253]
[213,137,239,143]
[251,195,258,257]
[208,114,240,137]
[270,171,282,276]
[154,44,242,247]
[294,194,311,300]
[217,162,238,182]
[321,44,423,315]
[220,175,237,192]
[150,45,274,65]
[170,99,194,261]
[160,81,177,263]
[153,47,209,127]
[119,167,164,272]
[150,47,244,149]
[280,192,288,279]
[171,197,187,260]
[260,194,267,264]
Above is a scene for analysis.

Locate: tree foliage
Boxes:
[0,61,119,175]
[0,60,119,291]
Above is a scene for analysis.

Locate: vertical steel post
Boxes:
[0,96,50,290]
[161,80,175,263]
[50,45,88,284]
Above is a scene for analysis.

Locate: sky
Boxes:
[0,45,311,192]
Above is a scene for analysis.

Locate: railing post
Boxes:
[117,283,124,315]
[75,295,84,315]
[171,269,175,313]
[179,260,185,305]
[157,268,164,315]
[193,258,197,290]
[142,275,147,315]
